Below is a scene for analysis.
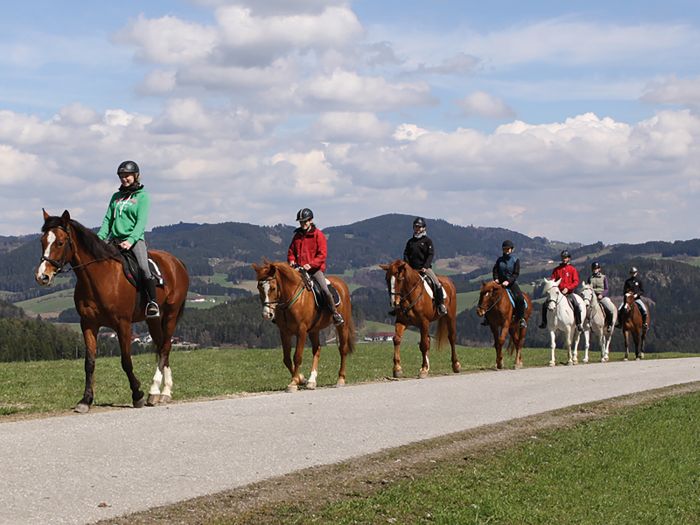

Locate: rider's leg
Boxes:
[569,294,583,331]
[510,283,527,327]
[132,240,159,318]
[601,297,614,330]
[424,268,447,316]
[312,270,344,325]
[636,298,648,329]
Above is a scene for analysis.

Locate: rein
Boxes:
[260,276,305,311]
[480,287,504,316]
[391,273,425,315]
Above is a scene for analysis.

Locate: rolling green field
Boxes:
[0,344,696,417]
[15,289,74,316]
[274,390,700,525]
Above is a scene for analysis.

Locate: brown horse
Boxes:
[252,261,355,392]
[35,210,189,412]
[619,292,650,360]
[475,281,533,369]
[379,260,461,379]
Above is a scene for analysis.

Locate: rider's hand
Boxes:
[302,264,311,271]
[502,280,509,287]
[419,268,426,273]
[597,294,602,300]
[562,287,569,294]
[119,240,132,250]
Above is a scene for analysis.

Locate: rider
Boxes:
[618,266,648,330]
[401,217,447,316]
[492,240,527,328]
[97,160,160,318]
[287,208,344,326]
[587,261,615,332]
[539,249,583,331]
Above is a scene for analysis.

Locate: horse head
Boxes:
[476,280,503,317]
[379,260,413,310]
[541,277,562,311]
[252,260,280,321]
[580,282,595,308]
[36,209,75,286]
[623,291,636,311]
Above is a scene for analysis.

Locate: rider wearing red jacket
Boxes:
[287,208,343,325]
[539,250,583,331]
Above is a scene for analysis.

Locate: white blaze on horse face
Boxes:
[389,276,396,306]
[261,281,275,319]
[36,231,56,282]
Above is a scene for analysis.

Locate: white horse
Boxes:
[541,278,587,366]
[580,283,617,363]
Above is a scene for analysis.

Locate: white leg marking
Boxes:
[162,367,173,397]
[308,370,318,383]
[149,367,163,395]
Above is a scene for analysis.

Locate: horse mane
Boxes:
[43,215,121,261]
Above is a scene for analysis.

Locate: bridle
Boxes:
[258,274,305,312]
[389,270,424,315]
[477,285,503,316]
[40,225,74,274]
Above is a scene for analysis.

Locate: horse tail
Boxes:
[436,314,449,351]
[345,311,356,355]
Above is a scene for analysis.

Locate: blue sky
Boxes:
[1,1,699,244]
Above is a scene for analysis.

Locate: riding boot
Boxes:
[435,286,447,316]
[641,312,648,331]
[515,298,526,328]
[603,307,613,332]
[326,293,344,325]
[572,299,583,331]
[538,302,547,329]
[144,277,160,318]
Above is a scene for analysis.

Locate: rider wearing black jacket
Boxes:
[619,267,648,329]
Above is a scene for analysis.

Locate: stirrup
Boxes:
[146,301,160,318]
[388,309,397,317]
[538,322,546,329]
[519,319,527,328]
[332,312,344,325]
[437,304,447,316]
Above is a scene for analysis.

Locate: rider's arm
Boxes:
[602,275,610,297]
[126,191,150,246]
[511,258,520,283]
[287,236,297,266]
[308,230,328,271]
[492,260,499,282]
[424,238,434,268]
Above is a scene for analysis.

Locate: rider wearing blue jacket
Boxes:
[491,240,527,328]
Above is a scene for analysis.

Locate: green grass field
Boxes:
[15,289,74,316]
[286,390,700,525]
[0,344,696,417]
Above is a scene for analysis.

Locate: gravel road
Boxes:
[1,357,698,525]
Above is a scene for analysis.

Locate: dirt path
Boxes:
[1,357,698,525]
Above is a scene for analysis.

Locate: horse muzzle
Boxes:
[475,307,485,317]
[35,264,54,286]
[261,307,275,321]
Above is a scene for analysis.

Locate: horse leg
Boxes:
[307,331,321,390]
[448,315,461,373]
[548,329,557,367]
[496,325,508,370]
[392,322,406,378]
[287,329,308,392]
[623,330,630,361]
[582,329,590,364]
[565,328,574,366]
[633,330,642,360]
[572,329,581,365]
[418,321,431,379]
[335,324,350,387]
[147,312,176,405]
[116,322,145,408]
[75,321,98,413]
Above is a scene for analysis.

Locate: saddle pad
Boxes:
[505,288,528,308]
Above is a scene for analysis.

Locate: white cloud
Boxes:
[641,76,700,108]
[313,112,391,142]
[458,91,515,119]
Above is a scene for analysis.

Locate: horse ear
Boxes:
[251,263,260,272]
[379,264,389,270]
[61,210,71,223]
[553,278,561,286]
[42,208,50,221]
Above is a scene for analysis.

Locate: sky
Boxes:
[1,0,699,244]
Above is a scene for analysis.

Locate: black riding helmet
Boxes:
[591,261,601,270]
[502,240,514,249]
[560,249,571,259]
[117,160,139,175]
[296,208,313,222]
[413,217,426,228]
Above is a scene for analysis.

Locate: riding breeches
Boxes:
[421,268,444,303]
[311,270,337,312]
[130,240,151,279]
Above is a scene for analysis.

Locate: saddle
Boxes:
[299,269,340,309]
[420,274,441,299]
[119,249,165,289]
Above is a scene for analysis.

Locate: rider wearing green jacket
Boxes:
[97,160,159,318]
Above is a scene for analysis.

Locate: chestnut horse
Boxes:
[619,292,650,361]
[379,260,461,379]
[35,210,189,412]
[252,261,355,392]
[475,281,533,369]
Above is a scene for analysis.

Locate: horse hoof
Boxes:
[298,374,307,386]
[623,357,629,362]
[159,395,172,405]
[147,394,160,406]
[306,381,317,390]
[286,384,298,393]
[583,358,589,364]
[418,370,429,379]
[393,369,403,379]
[549,361,556,367]
[133,397,146,409]
[335,379,345,388]
[514,363,523,370]
[496,362,503,370]
[453,362,461,373]
[74,403,90,414]
[567,360,573,366]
